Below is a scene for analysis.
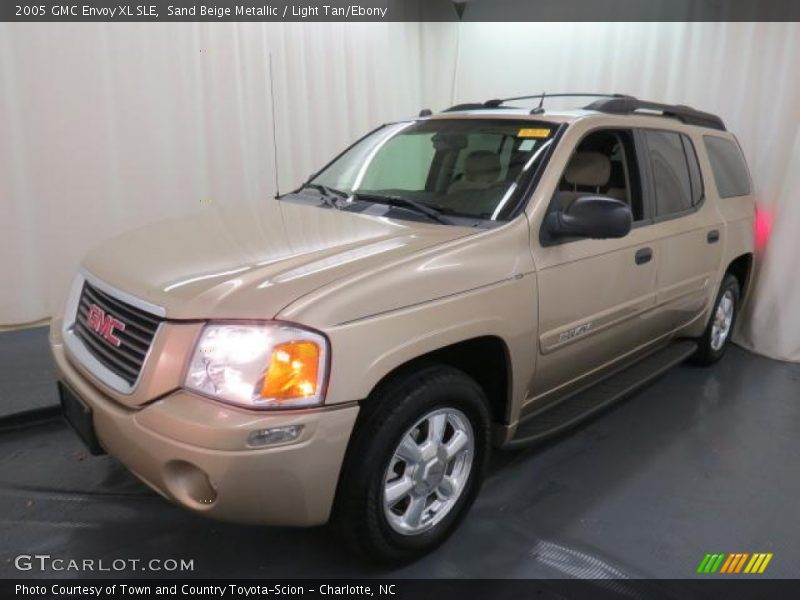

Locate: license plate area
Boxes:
[59,382,105,455]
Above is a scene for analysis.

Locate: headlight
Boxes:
[184,322,329,409]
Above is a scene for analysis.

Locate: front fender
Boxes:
[318,275,538,427]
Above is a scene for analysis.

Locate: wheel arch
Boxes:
[726,252,754,301]
[362,335,513,429]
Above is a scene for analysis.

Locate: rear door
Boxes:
[639,129,724,333]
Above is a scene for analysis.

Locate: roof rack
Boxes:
[440,93,726,131]
[485,92,630,108]
[442,102,518,112]
[443,93,630,114]
[584,97,726,131]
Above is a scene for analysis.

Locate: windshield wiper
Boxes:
[352,192,455,225]
[302,183,349,209]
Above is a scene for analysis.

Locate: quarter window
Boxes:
[704,136,752,198]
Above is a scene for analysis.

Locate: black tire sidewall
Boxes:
[337,366,490,562]
[376,393,487,551]
[696,274,740,363]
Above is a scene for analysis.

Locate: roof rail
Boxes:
[443,93,632,114]
[484,93,631,107]
[584,97,726,131]
[440,94,726,131]
[442,102,517,112]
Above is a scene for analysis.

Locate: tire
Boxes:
[331,364,491,563]
[691,273,740,366]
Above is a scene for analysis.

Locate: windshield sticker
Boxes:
[517,128,551,139]
[519,139,536,151]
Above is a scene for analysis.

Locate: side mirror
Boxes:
[545,195,632,241]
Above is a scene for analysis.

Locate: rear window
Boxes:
[703,136,751,198]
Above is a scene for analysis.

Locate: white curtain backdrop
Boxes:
[449,22,800,362]
[1,21,798,362]
[0,21,457,327]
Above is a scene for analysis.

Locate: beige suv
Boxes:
[50,94,755,561]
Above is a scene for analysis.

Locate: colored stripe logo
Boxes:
[697,553,773,574]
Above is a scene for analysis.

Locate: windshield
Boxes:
[310,118,558,222]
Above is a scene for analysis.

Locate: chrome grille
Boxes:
[73,281,162,386]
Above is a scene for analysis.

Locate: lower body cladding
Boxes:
[51,341,359,527]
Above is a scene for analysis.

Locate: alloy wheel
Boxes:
[710,289,735,351]
[382,408,474,535]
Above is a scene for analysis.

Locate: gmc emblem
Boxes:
[86,303,126,347]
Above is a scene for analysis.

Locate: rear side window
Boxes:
[704,136,751,198]
[644,130,701,217]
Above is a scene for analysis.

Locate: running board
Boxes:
[506,340,698,449]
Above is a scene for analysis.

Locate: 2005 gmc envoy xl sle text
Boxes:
[51,94,755,562]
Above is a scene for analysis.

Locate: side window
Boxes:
[644,130,693,216]
[556,129,644,221]
[703,136,752,198]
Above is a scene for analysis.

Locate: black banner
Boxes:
[6,579,800,600]
[3,0,800,23]
[5,0,436,22]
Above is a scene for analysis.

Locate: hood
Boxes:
[82,200,474,320]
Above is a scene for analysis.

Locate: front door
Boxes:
[528,128,663,408]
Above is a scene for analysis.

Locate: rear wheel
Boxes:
[691,273,740,365]
[332,365,490,563]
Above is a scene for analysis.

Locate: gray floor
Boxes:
[0,327,56,418]
[1,327,799,579]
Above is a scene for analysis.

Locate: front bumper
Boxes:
[50,333,359,527]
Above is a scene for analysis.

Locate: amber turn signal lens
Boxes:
[261,341,320,400]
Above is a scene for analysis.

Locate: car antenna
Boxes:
[530,91,546,115]
[269,52,282,199]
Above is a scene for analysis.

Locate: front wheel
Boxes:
[691,273,740,365]
[332,365,490,562]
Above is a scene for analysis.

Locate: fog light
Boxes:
[247,424,304,447]
[163,460,217,509]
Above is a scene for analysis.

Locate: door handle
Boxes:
[707,229,720,244]
[635,247,653,265]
